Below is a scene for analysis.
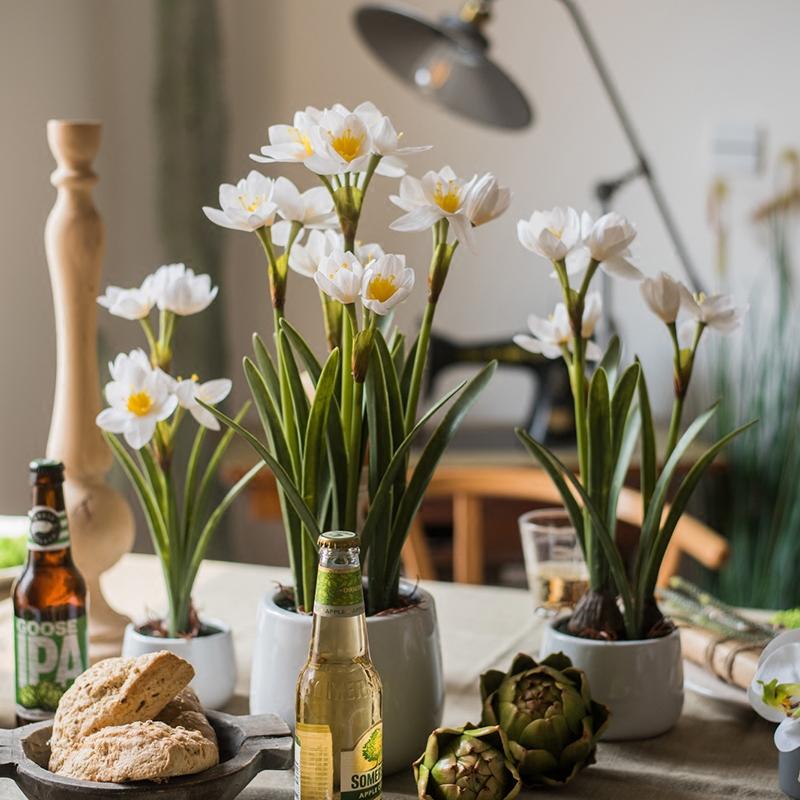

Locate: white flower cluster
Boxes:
[250,101,430,178]
[514,206,747,359]
[96,264,231,448]
[97,263,218,321]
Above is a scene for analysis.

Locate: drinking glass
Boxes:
[518,508,588,614]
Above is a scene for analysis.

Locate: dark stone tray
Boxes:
[0,711,292,799]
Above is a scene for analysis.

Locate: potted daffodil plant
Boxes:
[96,263,262,709]
[202,101,508,771]
[513,206,753,739]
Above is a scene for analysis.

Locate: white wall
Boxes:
[0,0,796,519]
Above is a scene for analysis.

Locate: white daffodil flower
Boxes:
[356,241,385,266]
[315,250,365,304]
[173,375,232,431]
[361,253,415,315]
[640,271,684,323]
[97,285,154,321]
[565,211,642,280]
[202,171,278,232]
[679,287,748,333]
[250,107,322,164]
[514,293,603,361]
[748,630,800,753]
[305,109,373,175]
[96,349,178,449]
[517,206,582,262]
[148,263,218,316]
[464,172,511,227]
[358,103,432,177]
[389,166,477,247]
[289,229,343,278]
[271,176,336,227]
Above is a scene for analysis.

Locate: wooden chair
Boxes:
[401,464,728,588]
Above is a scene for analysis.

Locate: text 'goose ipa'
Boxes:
[295,531,383,800]
[12,459,88,725]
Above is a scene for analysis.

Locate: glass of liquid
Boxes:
[518,509,588,615]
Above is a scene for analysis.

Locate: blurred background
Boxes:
[2,0,798,604]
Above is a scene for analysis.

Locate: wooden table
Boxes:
[0,554,781,799]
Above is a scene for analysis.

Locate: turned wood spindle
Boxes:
[44,119,135,660]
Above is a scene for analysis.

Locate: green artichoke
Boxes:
[413,724,522,800]
[480,652,610,787]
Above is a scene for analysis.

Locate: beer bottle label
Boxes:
[13,614,88,718]
[313,565,364,618]
[27,505,70,551]
[295,721,382,800]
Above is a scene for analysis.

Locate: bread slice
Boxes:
[56,719,219,783]
[156,686,218,748]
[49,651,194,773]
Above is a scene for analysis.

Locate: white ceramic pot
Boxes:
[122,617,237,710]
[780,747,800,799]
[541,617,683,740]
[250,581,444,775]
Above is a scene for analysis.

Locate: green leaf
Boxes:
[190,402,251,544]
[184,461,265,594]
[642,418,757,597]
[182,423,208,546]
[587,367,612,522]
[359,377,469,556]
[325,397,348,530]
[610,363,640,460]
[515,429,635,635]
[608,409,641,536]
[373,331,405,463]
[102,433,168,561]
[280,318,323,384]
[637,359,656,510]
[278,330,310,442]
[400,335,419,407]
[516,429,584,550]
[598,335,622,390]
[385,362,497,574]
[302,349,340,518]
[198,399,322,545]
[252,333,281,409]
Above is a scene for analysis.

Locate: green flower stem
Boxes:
[360,154,382,201]
[140,318,158,360]
[341,306,354,445]
[664,321,705,461]
[255,226,283,312]
[404,299,437,434]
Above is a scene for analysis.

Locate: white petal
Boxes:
[584,340,603,361]
[601,255,643,281]
[513,334,562,360]
[776,719,800,753]
[565,245,591,276]
[389,205,443,232]
[123,417,157,450]
[190,404,221,431]
[197,378,232,405]
[96,407,128,433]
[202,206,250,232]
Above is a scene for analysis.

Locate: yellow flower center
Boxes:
[330,128,364,162]
[291,127,313,156]
[433,181,461,214]
[127,391,154,417]
[366,275,397,303]
[239,194,264,213]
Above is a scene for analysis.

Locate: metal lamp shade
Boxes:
[354,5,532,129]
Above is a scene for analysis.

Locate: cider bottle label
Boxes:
[13,614,88,718]
[27,505,70,551]
[295,721,382,800]
[313,565,365,618]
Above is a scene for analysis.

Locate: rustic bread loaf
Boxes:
[155,686,218,748]
[48,650,194,773]
[55,719,219,783]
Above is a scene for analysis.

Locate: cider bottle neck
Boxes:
[308,544,369,662]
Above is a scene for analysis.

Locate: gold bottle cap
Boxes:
[318,530,359,548]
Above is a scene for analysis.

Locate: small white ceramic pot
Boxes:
[250,581,444,775]
[541,616,684,740]
[780,747,800,799]
[122,617,237,710]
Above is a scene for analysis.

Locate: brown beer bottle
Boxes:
[12,459,88,725]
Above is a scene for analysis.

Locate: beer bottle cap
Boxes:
[318,530,359,548]
[29,459,64,484]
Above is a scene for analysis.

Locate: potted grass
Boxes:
[201,101,508,771]
[95,263,262,709]
[512,207,753,739]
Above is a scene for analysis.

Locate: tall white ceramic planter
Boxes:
[122,617,237,710]
[250,581,444,775]
[541,617,683,740]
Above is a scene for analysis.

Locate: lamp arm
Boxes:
[557,0,705,293]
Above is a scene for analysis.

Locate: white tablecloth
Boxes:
[0,554,783,798]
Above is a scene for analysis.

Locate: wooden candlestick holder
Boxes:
[44,120,135,660]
